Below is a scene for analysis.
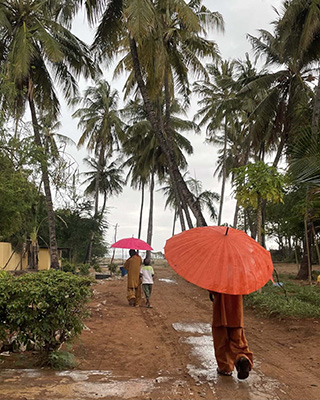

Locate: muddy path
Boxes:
[0,263,319,400]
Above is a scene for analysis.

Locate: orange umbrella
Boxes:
[164,226,274,295]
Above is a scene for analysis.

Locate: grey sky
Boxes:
[59,0,284,256]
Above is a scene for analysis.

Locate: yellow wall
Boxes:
[0,242,51,271]
[0,242,27,271]
[38,249,51,270]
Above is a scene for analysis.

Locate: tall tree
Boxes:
[90,0,224,227]
[73,80,123,262]
[122,96,194,255]
[232,161,285,244]
[0,0,97,268]
[194,60,237,225]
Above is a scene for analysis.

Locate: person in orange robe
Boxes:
[210,292,253,379]
[124,249,142,306]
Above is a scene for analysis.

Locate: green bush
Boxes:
[47,350,76,370]
[108,263,118,275]
[245,280,320,318]
[78,263,90,276]
[61,260,77,274]
[0,271,12,340]
[93,264,102,273]
[0,270,93,357]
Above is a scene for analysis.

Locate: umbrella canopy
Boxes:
[164,226,274,295]
[111,237,153,251]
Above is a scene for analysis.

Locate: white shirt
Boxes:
[140,265,154,284]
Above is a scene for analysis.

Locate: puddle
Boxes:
[158,278,177,284]
[57,370,113,381]
[0,369,155,399]
[72,378,155,399]
[174,322,286,400]
[173,322,211,334]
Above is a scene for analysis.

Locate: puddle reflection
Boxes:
[173,322,285,400]
[158,278,177,284]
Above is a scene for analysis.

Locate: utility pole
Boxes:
[110,224,118,265]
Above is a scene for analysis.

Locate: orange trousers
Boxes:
[127,285,142,306]
[212,326,253,373]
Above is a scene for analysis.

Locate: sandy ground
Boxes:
[0,263,319,400]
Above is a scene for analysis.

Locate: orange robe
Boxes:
[212,293,253,373]
[124,254,142,305]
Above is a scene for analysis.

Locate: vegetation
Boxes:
[0,270,93,361]
[245,278,320,319]
[1,2,320,365]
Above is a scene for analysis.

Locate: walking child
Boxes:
[140,259,154,308]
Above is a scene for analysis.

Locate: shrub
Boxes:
[61,260,77,274]
[0,270,93,357]
[245,280,320,318]
[93,264,102,273]
[108,263,118,275]
[78,263,90,276]
[47,350,77,370]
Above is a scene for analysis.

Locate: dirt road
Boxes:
[0,263,319,400]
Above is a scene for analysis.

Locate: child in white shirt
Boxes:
[140,259,154,308]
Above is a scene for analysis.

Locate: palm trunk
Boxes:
[297,189,313,280]
[163,68,192,230]
[86,149,104,264]
[233,200,239,228]
[256,194,262,245]
[129,37,206,227]
[218,117,228,225]
[172,209,177,236]
[312,70,320,136]
[145,171,155,263]
[28,83,59,269]
[138,183,145,239]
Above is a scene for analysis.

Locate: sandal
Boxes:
[235,357,250,380]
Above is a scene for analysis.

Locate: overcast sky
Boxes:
[58,0,284,257]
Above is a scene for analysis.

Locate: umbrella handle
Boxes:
[225,227,229,235]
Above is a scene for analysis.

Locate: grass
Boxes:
[245,276,320,319]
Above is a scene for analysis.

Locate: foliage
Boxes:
[78,263,90,276]
[93,264,102,272]
[0,270,93,356]
[55,203,109,264]
[0,153,40,243]
[47,350,77,370]
[108,263,118,275]
[232,161,285,208]
[61,260,77,274]
[245,279,320,318]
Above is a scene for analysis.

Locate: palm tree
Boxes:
[276,0,320,135]
[194,60,238,225]
[73,80,124,262]
[82,157,124,264]
[186,177,220,225]
[83,157,124,217]
[246,28,313,167]
[90,0,224,227]
[122,97,194,254]
[0,0,97,268]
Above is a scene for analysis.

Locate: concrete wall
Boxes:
[0,242,51,271]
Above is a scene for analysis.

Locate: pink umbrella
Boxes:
[111,237,153,251]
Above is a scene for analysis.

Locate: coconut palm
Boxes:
[194,60,238,225]
[73,80,124,262]
[276,0,320,134]
[0,0,97,268]
[83,157,124,216]
[122,97,194,248]
[186,177,220,225]
[89,0,223,227]
[246,27,313,167]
